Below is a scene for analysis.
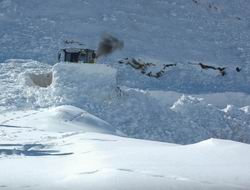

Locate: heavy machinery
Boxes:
[58,34,124,64]
[58,48,96,64]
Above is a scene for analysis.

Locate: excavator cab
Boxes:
[58,48,96,64]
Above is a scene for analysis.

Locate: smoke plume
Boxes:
[96,33,124,58]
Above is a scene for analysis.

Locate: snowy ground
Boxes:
[1,105,250,190]
[1,0,250,189]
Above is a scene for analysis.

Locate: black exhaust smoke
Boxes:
[96,33,124,58]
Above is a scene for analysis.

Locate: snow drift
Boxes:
[0,105,115,134]
[1,121,250,190]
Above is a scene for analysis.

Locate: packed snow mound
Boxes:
[52,63,117,107]
[150,91,250,108]
[171,95,250,143]
[193,138,245,147]
[241,106,250,114]
[0,105,115,134]
[0,60,118,112]
[0,59,54,112]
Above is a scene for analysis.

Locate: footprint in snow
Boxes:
[140,171,165,178]
[116,168,134,172]
[87,138,117,142]
[148,174,165,178]
[79,170,99,175]
[116,169,165,178]
[81,151,92,154]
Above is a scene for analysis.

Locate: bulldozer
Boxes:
[58,48,96,64]
[58,34,124,64]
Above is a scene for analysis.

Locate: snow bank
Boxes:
[0,59,54,112]
[115,61,249,93]
[1,60,250,144]
[149,90,250,108]
[0,105,114,134]
[51,63,117,107]
[171,95,250,143]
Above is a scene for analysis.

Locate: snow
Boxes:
[0,105,114,134]
[1,0,250,189]
[1,110,250,190]
[150,91,250,108]
[1,0,250,67]
[1,60,250,144]
[1,60,250,189]
[52,63,117,107]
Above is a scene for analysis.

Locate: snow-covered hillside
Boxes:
[1,0,250,68]
[1,0,250,189]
